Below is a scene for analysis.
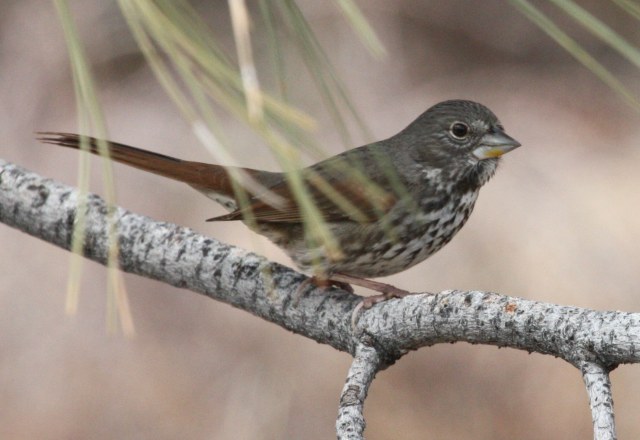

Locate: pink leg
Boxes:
[293,275,355,305]
[329,272,412,308]
[293,272,417,328]
[327,273,419,329]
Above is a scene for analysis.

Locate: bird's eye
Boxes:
[449,122,469,139]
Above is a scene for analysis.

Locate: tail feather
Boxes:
[37,132,236,198]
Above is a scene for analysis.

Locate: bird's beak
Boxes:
[473,129,521,160]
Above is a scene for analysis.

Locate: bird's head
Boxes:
[401,100,521,176]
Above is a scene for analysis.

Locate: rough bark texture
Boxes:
[1,159,635,440]
[581,362,616,440]
[336,344,381,439]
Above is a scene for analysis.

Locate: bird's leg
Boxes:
[293,272,416,329]
[328,273,417,329]
[292,275,355,306]
[311,276,355,293]
[329,272,412,308]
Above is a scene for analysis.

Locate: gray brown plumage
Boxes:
[39,100,520,303]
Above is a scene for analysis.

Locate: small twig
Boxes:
[581,362,617,440]
[336,343,382,440]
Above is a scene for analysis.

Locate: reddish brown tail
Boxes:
[38,132,238,197]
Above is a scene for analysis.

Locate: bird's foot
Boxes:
[292,275,354,306]
[326,273,416,328]
[292,272,417,329]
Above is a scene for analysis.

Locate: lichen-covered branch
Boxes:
[2,159,640,439]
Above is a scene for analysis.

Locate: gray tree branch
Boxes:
[581,362,616,440]
[0,159,359,353]
[337,343,381,439]
[1,158,638,440]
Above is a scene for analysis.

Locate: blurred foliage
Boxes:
[56,0,640,195]
[54,0,387,325]
[54,0,134,335]
[511,0,640,111]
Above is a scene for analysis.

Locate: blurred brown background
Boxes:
[2,1,640,439]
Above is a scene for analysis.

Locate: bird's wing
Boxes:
[207,163,399,224]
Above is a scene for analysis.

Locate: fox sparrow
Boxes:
[39,100,520,307]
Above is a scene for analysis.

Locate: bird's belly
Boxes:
[283,191,479,278]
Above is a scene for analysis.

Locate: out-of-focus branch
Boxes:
[2,158,640,439]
